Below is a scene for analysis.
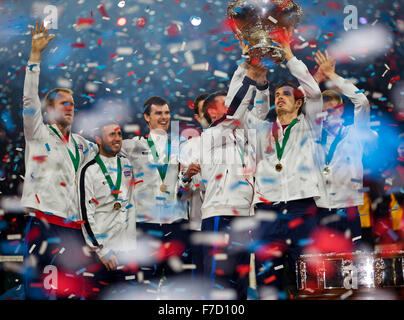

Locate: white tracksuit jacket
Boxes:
[78,154,136,258]
[315,76,371,209]
[180,64,270,220]
[21,62,98,221]
[120,133,188,224]
[242,57,324,204]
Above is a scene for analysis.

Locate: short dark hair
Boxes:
[202,91,227,124]
[273,81,305,114]
[193,93,209,116]
[143,96,169,116]
[44,88,74,108]
[93,118,120,141]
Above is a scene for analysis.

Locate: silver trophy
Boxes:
[226,0,303,64]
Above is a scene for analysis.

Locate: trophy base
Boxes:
[248,44,285,65]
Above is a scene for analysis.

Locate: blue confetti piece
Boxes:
[261,177,276,184]
[358,187,370,193]
[355,89,365,94]
[297,238,314,247]
[156,196,166,201]
[234,7,243,13]
[135,172,144,178]
[46,237,61,244]
[83,148,89,154]
[214,283,225,290]
[350,178,362,183]
[148,230,164,237]
[28,64,38,71]
[255,100,265,104]
[22,108,36,116]
[45,143,51,152]
[125,204,133,209]
[75,267,86,275]
[95,233,108,239]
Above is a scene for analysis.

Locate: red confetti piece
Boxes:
[195,184,200,188]
[258,197,271,205]
[77,17,94,26]
[128,70,135,76]
[136,17,147,28]
[215,174,223,180]
[35,194,40,204]
[327,2,343,9]
[187,100,195,109]
[137,79,143,84]
[60,182,66,187]
[131,179,143,186]
[109,53,117,59]
[91,198,99,205]
[71,43,86,48]
[264,275,276,284]
[236,264,250,277]
[232,208,239,215]
[32,155,47,163]
[111,190,122,195]
[98,4,109,18]
[288,217,303,229]
[223,45,235,52]
[97,39,102,46]
[51,248,60,254]
[215,269,225,276]
[390,75,400,83]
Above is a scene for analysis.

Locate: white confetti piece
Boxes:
[39,241,48,255]
[125,275,136,281]
[340,290,353,300]
[29,244,36,254]
[7,234,21,240]
[214,70,228,78]
[268,16,278,24]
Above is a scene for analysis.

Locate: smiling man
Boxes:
[120,96,195,287]
[22,22,98,299]
[78,121,136,295]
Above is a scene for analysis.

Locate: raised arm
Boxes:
[314,50,370,128]
[23,22,55,140]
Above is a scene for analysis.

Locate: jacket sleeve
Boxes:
[286,57,323,138]
[329,76,370,128]
[23,62,46,140]
[78,161,110,259]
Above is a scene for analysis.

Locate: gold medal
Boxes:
[113,202,121,210]
[275,163,283,172]
[323,166,330,175]
[160,183,167,192]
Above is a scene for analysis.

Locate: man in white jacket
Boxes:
[22,22,98,299]
[78,120,136,296]
[240,29,324,297]
[180,60,270,299]
[312,50,373,248]
[120,96,198,286]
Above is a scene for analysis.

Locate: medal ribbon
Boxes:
[147,136,171,183]
[232,130,245,168]
[49,125,80,172]
[274,118,299,162]
[94,154,122,200]
[322,127,344,166]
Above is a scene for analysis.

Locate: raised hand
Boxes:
[29,21,55,63]
[271,26,294,61]
[183,162,201,182]
[313,50,337,83]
